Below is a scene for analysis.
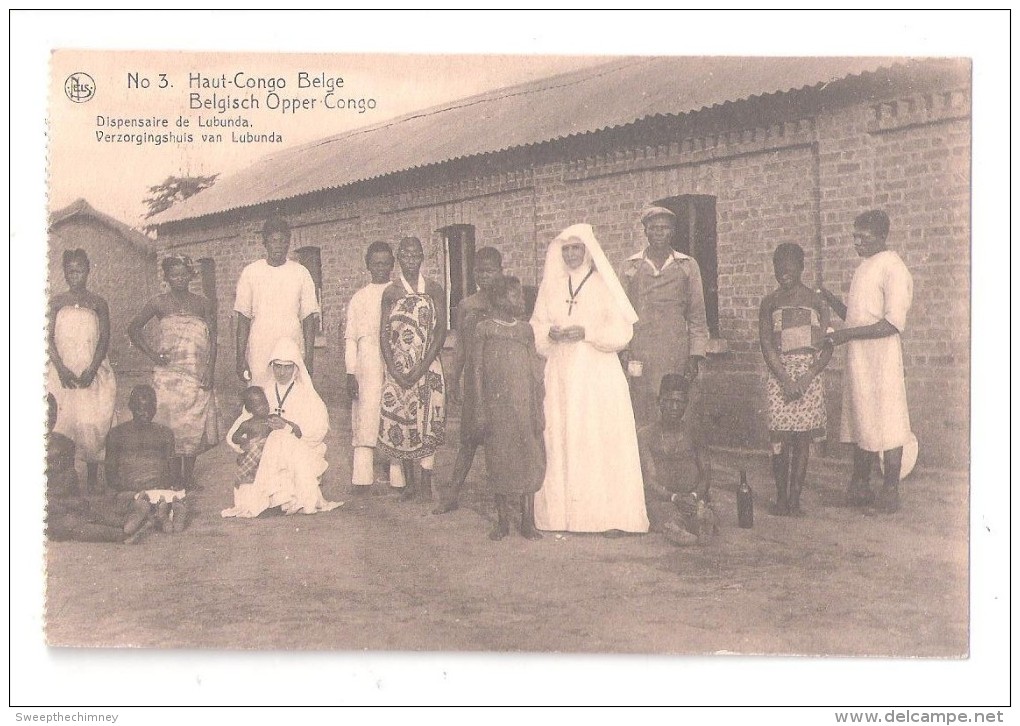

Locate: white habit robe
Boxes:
[839,249,914,452]
[222,339,341,518]
[344,281,389,486]
[531,224,649,533]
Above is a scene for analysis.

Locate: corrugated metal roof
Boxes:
[51,198,159,255]
[152,56,963,226]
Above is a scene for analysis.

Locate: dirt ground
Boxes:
[45,394,969,657]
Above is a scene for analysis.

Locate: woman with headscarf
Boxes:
[128,254,219,489]
[47,248,117,493]
[531,224,649,534]
[221,337,341,518]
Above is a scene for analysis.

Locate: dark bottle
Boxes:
[737,469,754,529]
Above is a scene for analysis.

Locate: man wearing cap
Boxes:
[620,206,710,424]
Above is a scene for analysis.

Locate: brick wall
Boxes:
[156,85,971,468]
[49,218,159,373]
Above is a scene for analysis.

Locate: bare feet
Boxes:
[662,521,698,547]
[168,499,189,533]
[519,524,543,541]
[154,500,172,532]
[123,498,152,536]
[432,499,459,515]
[488,521,509,541]
[123,518,153,544]
[769,500,790,516]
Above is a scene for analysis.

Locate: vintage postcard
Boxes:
[12,9,1010,711]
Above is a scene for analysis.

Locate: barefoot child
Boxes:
[231,386,303,490]
[637,374,717,546]
[46,394,153,544]
[758,243,832,516]
[465,276,545,540]
[433,246,504,514]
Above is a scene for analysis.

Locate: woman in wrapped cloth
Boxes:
[129,254,220,489]
[758,243,833,516]
[378,236,447,502]
[465,276,546,541]
[223,338,341,518]
[47,249,117,493]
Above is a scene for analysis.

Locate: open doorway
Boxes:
[652,195,719,337]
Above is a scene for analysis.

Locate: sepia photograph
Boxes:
[10,9,1010,713]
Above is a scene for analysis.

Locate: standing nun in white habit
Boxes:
[530,223,650,534]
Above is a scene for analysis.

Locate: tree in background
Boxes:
[143,174,219,220]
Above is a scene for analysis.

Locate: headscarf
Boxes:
[268,337,307,386]
[534,223,638,325]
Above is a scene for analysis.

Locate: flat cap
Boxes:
[640,206,676,224]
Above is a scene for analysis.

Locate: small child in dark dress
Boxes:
[433,246,504,514]
[637,374,718,546]
[232,386,302,488]
[465,276,546,541]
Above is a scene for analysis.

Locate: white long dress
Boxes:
[47,305,117,463]
[222,339,341,518]
[531,224,649,533]
[233,259,320,389]
[839,249,914,452]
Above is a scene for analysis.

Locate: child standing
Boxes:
[433,246,504,514]
[637,374,717,546]
[465,276,545,541]
[758,243,832,516]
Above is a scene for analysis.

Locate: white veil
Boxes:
[534,223,638,325]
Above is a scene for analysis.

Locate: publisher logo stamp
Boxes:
[64,72,96,103]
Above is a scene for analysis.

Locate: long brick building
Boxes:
[151,56,971,469]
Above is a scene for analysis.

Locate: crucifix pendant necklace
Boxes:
[566,268,595,316]
[275,380,296,415]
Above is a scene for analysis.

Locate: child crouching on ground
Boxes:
[465,276,546,541]
[637,374,718,546]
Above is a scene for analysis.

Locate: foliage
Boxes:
[143,174,219,219]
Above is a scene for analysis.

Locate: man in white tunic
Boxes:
[344,241,394,494]
[234,217,320,390]
[820,210,913,513]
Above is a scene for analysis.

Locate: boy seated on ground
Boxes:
[104,384,188,533]
[637,374,718,546]
[46,394,153,544]
[106,385,176,492]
